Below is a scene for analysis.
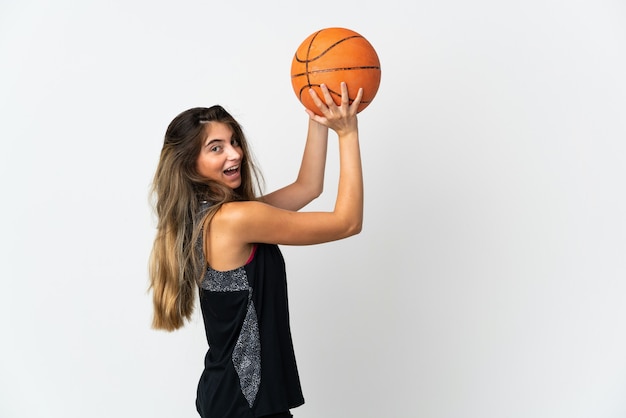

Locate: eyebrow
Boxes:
[206,138,224,146]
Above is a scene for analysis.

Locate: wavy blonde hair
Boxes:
[149,106,263,331]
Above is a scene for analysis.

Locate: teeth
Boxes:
[225,166,238,172]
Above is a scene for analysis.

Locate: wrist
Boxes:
[337,129,359,141]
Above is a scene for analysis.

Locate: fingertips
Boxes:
[355,87,364,102]
[340,82,350,103]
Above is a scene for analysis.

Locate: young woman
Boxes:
[149,82,364,418]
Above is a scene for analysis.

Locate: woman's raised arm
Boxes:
[215,82,364,247]
[261,119,329,211]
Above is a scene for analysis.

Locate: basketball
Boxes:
[290,27,381,115]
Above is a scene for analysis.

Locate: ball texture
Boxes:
[291,27,381,115]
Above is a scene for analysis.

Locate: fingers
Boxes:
[308,84,337,123]
[329,82,356,111]
[320,83,335,107]
[308,84,338,119]
[306,83,361,136]
[307,82,363,125]
[309,83,361,109]
[340,82,350,106]
[308,86,325,109]
[350,86,364,112]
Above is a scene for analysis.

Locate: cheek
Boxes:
[196,155,216,178]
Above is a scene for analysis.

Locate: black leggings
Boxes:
[261,412,293,418]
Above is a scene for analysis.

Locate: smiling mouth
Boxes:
[224,165,239,176]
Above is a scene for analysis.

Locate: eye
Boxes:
[210,144,222,152]
[231,138,241,147]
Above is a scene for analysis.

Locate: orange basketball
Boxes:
[291,27,381,115]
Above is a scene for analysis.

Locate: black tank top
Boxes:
[195,242,304,417]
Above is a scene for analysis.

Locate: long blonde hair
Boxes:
[149,106,262,331]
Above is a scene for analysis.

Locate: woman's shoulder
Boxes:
[215,200,273,222]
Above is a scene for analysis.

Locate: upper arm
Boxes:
[218,200,360,246]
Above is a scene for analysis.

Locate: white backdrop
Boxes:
[1,1,625,417]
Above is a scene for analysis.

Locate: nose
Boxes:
[226,144,241,160]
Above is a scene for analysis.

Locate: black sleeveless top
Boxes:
[195,239,304,418]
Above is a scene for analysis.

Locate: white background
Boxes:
[1,0,626,417]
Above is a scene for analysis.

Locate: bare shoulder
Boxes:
[215,200,281,225]
[210,200,286,239]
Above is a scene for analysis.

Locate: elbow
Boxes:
[303,186,323,205]
[296,180,323,204]
[352,220,363,236]
[311,184,323,200]
[345,218,363,238]
[335,208,363,238]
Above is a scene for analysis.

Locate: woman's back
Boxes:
[196,237,304,417]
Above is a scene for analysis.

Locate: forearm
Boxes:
[294,119,329,198]
[260,119,329,211]
[334,129,363,235]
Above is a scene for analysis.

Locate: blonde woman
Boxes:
[149,83,364,418]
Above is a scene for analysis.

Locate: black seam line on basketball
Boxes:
[304,30,322,88]
[297,85,371,104]
[294,35,363,63]
[290,66,381,79]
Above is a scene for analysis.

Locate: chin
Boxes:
[228,181,242,191]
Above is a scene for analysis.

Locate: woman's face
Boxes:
[196,122,243,189]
